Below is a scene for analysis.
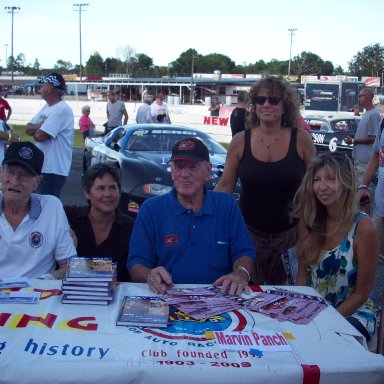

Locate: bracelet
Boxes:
[235,266,250,283]
[7,132,11,141]
[357,184,368,190]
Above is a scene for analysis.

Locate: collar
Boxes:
[169,187,214,216]
[0,193,42,219]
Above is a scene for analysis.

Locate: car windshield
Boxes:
[331,119,358,133]
[124,129,227,154]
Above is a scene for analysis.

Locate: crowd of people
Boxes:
[0,74,382,344]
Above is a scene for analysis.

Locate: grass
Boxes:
[12,125,85,147]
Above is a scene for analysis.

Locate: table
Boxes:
[1,280,383,384]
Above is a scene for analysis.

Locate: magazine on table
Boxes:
[0,291,41,304]
[116,296,170,327]
[65,257,114,281]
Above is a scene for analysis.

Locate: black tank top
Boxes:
[238,128,305,233]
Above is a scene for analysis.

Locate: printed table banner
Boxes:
[0,280,383,384]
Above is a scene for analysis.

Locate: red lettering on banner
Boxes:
[0,313,11,326]
[211,117,218,125]
[219,117,229,126]
[17,313,57,328]
[66,317,98,331]
[34,289,62,300]
[203,116,211,124]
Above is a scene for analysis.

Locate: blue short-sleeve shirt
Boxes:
[128,188,256,284]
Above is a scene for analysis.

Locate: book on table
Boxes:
[64,257,114,282]
[116,296,170,328]
[61,295,110,306]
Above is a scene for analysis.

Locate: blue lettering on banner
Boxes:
[24,338,109,359]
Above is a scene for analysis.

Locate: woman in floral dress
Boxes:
[292,152,379,342]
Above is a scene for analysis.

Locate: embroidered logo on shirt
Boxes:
[163,235,179,246]
[29,231,44,248]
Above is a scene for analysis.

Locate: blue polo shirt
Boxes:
[128,188,256,284]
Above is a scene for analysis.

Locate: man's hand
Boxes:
[147,266,173,294]
[345,136,354,145]
[213,269,250,296]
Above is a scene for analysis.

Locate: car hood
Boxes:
[123,150,226,178]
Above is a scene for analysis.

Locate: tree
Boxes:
[348,43,384,77]
[291,51,332,77]
[117,45,136,76]
[169,49,199,76]
[54,59,73,72]
[14,53,26,70]
[85,52,104,76]
[104,57,124,75]
[136,53,154,76]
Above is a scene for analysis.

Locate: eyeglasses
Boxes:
[255,96,281,105]
[2,166,34,182]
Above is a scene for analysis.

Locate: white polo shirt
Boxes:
[0,193,76,278]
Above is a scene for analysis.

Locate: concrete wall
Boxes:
[8,98,235,143]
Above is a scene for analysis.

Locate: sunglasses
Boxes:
[255,96,281,105]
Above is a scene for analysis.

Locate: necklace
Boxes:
[258,129,283,149]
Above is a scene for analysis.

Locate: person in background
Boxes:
[0,120,20,164]
[65,164,134,282]
[292,152,378,343]
[79,104,95,140]
[0,86,12,128]
[215,76,316,285]
[345,88,380,189]
[357,117,384,258]
[25,72,74,198]
[230,91,249,137]
[151,94,171,124]
[0,141,76,278]
[353,105,361,117]
[208,97,220,117]
[128,138,255,296]
[105,90,128,134]
[136,96,153,124]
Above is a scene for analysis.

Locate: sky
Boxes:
[1,0,383,73]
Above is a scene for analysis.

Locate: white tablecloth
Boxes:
[0,280,383,384]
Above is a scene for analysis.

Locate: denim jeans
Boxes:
[37,173,67,198]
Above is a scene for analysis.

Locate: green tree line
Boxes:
[3,43,384,82]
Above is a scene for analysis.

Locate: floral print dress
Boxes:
[307,212,376,337]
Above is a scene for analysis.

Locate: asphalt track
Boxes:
[61,147,384,313]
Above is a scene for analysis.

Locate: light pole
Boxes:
[288,28,297,78]
[4,44,8,69]
[4,6,20,83]
[190,54,197,105]
[73,3,88,81]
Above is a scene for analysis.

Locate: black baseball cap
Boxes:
[169,138,209,163]
[2,141,44,176]
[39,72,66,91]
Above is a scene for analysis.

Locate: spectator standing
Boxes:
[0,87,12,127]
[345,88,381,186]
[151,94,171,124]
[293,152,378,343]
[79,105,95,140]
[0,120,20,164]
[65,164,134,282]
[25,73,74,198]
[128,138,255,296]
[105,90,128,134]
[230,91,249,137]
[208,97,220,116]
[215,76,316,285]
[0,141,76,278]
[136,96,153,124]
[357,118,384,256]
